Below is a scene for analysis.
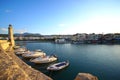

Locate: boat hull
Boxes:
[47,61,69,71]
[30,56,57,64]
[22,52,46,58]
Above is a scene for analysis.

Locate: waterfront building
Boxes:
[71,33,87,41]
[86,33,102,43]
[112,33,120,43]
[103,33,113,40]
[43,35,54,39]
[71,33,87,44]
[0,37,8,40]
[55,38,66,43]
[113,33,120,39]
[86,33,97,40]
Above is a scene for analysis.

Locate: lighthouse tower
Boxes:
[8,24,15,47]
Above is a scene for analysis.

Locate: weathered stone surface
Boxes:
[0,40,10,51]
[0,46,52,80]
[74,73,98,80]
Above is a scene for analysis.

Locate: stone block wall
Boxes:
[0,40,10,51]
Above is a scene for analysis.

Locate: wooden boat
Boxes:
[47,61,69,71]
[30,55,57,63]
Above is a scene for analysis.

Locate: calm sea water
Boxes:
[17,41,120,80]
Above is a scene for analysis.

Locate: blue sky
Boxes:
[0,0,120,35]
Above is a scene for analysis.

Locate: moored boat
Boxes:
[14,47,27,53]
[15,50,30,55]
[15,49,42,55]
[34,49,42,52]
[22,50,46,58]
[47,61,69,71]
[30,55,57,63]
[14,46,20,49]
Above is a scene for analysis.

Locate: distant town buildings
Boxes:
[0,33,120,44]
[55,38,66,43]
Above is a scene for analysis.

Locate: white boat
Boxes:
[15,49,42,55]
[30,55,57,64]
[16,50,30,55]
[34,49,42,52]
[14,46,20,49]
[47,61,69,71]
[22,50,46,58]
[14,47,27,53]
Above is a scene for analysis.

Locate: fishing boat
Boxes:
[47,61,69,71]
[30,55,57,63]
[22,50,46,58]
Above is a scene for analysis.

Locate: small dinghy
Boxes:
[47,61,69,71]
[30,55,57,64]
[22,50,46,58]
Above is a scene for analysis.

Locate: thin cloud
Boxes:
[0,28,8,31]
[0,28,27,34]
[15,29,27,34]
[0,28,8,34]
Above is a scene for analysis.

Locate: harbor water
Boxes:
[17,41,120,80]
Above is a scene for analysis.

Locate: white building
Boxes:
[55,38,66,43]
[72,33,86,41]
[87,33,101,40]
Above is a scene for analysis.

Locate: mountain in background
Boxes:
[14,32,42,37]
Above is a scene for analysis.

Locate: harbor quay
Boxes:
[0,24,98,80]
[0,24,52,80]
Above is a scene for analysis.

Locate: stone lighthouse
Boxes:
[8,24,15,47]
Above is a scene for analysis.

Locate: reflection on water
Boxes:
[17,41,120,80]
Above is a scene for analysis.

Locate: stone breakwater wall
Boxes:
[0,40,10,51]
[0,45,52,80]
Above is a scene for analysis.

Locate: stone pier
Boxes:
[0,46,52,80]
[0,24,52,80]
